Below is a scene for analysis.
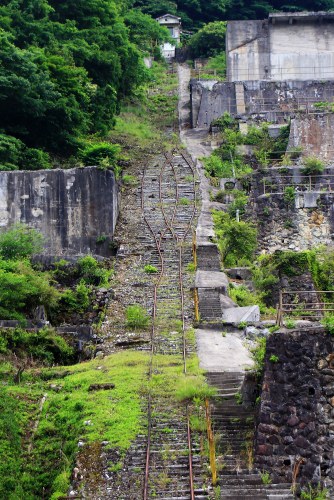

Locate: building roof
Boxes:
[269,11,334,22]
[156,14,181,22]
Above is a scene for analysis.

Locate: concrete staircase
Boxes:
[197,288,222,320]
[196,243,221,271]
[206,372,294,500]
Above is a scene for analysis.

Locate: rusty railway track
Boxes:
[141,150,201,500]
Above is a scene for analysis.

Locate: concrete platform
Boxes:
[196,329,254,372]
[195,269,229,291]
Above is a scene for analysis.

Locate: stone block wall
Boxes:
[255,328,334,490]
[250,168,334,254]
[0,167,119,258]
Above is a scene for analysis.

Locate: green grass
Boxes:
[0,351,150,498]
[113,112,160,146]
[0,351,213,498]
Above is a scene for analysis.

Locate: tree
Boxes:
[188,21,227,57]
[213,211,257,265]
[0,258,59,320]
[124,9,171,55]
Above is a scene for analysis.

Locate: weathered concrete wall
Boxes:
[250,168,334,253]
[190,80,236,128]
[255,328,334,491]
[227,20,270,82]
[0,167,119,257]
[288,114,334,161]
[269,16,334,81]
[190,79,334,128]
[227,12,334,82]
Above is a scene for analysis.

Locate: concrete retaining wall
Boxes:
[0,167,119,257]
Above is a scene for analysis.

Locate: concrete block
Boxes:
[223,305,260,323]
[195,270,229,292]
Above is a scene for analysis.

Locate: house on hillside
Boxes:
[156,14,181,59]
[227,11,334,81]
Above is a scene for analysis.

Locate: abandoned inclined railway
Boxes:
[140,150,208,499]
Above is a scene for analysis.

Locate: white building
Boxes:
[156,14,181,59]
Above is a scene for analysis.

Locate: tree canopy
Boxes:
[0,0,170,166]
[134,0,334,29]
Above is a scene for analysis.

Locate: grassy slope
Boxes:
[0,61,210,499]
[0,352,211,498]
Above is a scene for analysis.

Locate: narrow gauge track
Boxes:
[140,151,208,500]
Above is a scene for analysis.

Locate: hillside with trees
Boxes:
[134,0,334,28]
[0,0,170,169]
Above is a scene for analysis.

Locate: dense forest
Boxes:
[135,0,334,28]
[0,0,170,169]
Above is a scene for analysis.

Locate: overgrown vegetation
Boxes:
[212,210,257,266]
[0,0,171,169]
[0,351,150,498]
[134,0,334,31]
[204,116,290,181]
[0,224,112,324]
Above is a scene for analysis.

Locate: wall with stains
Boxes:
[0,167,119,258]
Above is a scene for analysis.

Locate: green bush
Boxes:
[0,327,74,365]
[20,148,51,170]
[60,281,91,314]
[81,143,121,170]
[251,337,267,376]
[302,156,325,175]
[284,186,296,205]
[0,133,23,169]
[212,211,257,266]
[77,255,110,286]
[0,223,44,260]
[321,315,334,335]
[0,258,59,321]
[227,190,249,217]
[144,265,158,274]
[125,305,150,330]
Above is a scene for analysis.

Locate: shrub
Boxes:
[77,255,111,286]
[227,190,248,217]
[81,143,121,170]
[251,337,266,376]
[0,327,74,365]
[144,265,158,274]
[20,148,51,170]
[301,156,325,175]
[284,186,296,206]
[212,211,257,266]
[126,305,150,330]
[321,315,334,335]
[0,223,44,260]
[285,319,296,329]
[0,258,59,320]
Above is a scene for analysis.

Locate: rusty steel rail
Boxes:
[142,150,198,500]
